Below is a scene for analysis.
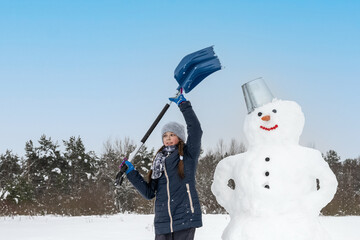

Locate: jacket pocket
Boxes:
[186,183,195,214]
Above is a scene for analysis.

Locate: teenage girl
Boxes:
[122,93,203,240]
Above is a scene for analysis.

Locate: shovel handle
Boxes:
[114,103,170,186]
[140,103,171,143]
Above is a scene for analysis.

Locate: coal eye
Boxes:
[258,112,262,117]
[272,109,277,113]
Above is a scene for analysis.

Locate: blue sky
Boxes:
[0,0,359,160]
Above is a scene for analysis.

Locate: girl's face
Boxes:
[163,132,180,146]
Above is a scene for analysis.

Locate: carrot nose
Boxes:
[261,115,271,121]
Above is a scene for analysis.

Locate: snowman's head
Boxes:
[244,99,305,146]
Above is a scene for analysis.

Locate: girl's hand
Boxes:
[120,159,135,174]
[169,93,187,105]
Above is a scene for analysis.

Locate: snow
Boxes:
[0,189,10,199]
[52,168,61,174]
[0,214,358,240]
[85,172,92,179]
[212,99,338,239]
[39,151,55,158]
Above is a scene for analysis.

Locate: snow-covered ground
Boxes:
[0,214,359,240]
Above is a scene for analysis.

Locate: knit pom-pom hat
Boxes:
[161,122,186,142]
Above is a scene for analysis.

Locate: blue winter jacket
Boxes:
[126,101,203,235]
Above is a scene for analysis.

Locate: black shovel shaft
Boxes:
[140,103,170,144]
[115,103,170,186]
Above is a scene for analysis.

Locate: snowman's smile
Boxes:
[260,124,278,131]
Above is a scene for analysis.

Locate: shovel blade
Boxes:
[177,57,221,93]
[174,46,220,91]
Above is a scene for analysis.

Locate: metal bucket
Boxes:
[242,78,274,114]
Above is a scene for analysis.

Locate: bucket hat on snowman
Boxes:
[242,78,275,114]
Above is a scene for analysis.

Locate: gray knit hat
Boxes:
[161,122,186,142]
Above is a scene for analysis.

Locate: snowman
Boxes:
[211,78,338,240]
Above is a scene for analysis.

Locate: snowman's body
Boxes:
[212,99,338,240]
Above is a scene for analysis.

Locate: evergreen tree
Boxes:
[323,150,342,173]
[322,150,343,215]
[98,138,138,213]
[129,144,154,213]
[0,150,22,202]
[0,150,33,215]
[23,135,67,213]
[62,136,99,215]
[196,150,224,213]
[98,137,155,213]
[132,145,154,177]
[341,158,360,215]
[63,136,98,194]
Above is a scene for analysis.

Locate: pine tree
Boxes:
[98,138,155,213]
[98,137,138,213]
[23,135,67,213]
[323,150,342,172]
[63,136,98,194]
[0,150,22,203]
[62,136,99,215]
[132,145,154,177]
[196,151,224,213]
[341,158,360,215]
[322,150,343,215]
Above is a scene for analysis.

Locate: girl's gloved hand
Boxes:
[120,159,134,174]
[124,161,134,174]
[169,93,187,105]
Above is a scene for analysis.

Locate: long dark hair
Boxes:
[147,140,185,183]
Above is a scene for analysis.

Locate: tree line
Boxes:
[0,135,359,216]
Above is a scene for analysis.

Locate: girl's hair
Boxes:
[147,139,185,183]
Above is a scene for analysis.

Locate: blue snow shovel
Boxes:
[115,46,221,186]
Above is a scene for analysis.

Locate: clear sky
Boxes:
[0,0,359,160]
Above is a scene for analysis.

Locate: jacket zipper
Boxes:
[186,183,195,214]
[163,165,173,233]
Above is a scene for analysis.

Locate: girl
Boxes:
[123,93,203,240]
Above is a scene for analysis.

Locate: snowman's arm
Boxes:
[211,157,236,213]
[306,151,338,211]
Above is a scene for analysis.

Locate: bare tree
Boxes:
[228,138,246,156]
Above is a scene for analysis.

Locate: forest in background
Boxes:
[0,135,359,216]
